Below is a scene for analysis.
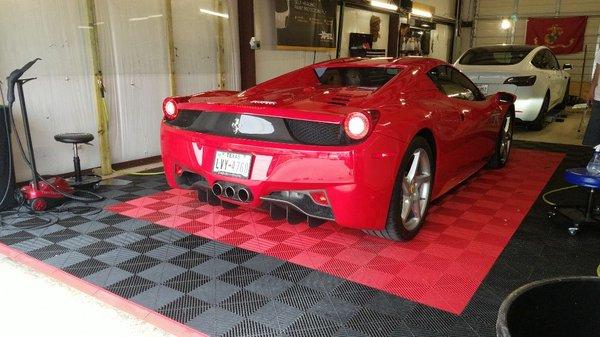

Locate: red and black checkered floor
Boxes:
[2,142,600,337]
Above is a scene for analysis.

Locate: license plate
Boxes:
[213,151,252,179]
[477,84,488,95]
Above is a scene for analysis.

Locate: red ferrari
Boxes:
[160,57,515,241]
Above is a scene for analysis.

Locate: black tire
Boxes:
[529,92,549,131]
[556,80,570,111]
[364,136,434,241]
[487,109,514,169]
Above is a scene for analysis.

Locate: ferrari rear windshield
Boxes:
[459,45,535,65]
[314,67,400,89]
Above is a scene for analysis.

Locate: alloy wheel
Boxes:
[400,148,432,231]
[499,115,513,164]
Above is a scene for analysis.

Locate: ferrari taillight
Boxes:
[344,111,377,140]
[162,97,178,120]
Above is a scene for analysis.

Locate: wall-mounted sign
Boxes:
[275,0,337,51]
[525,16,587,55]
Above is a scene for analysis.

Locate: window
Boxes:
[458,46,534,65]
[531,51,547,69]
[545,50,560,70]
[532,49,559,70]
[314,67,400,89]
[427,66,483,101]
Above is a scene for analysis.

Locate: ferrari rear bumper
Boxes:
[160,122,403,230]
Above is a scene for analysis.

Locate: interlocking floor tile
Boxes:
[219,289,270,317]
[107,149,563,314]
[106,275,155,298]
[2,144,592,337]
[63,258,111,278]
[116,254,162,274]
[157,295,212,323]
[164,270,211,293]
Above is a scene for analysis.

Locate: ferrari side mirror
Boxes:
[563,63,573,70]
[495,92,516,104]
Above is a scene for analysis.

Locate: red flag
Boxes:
[525,16,587,54]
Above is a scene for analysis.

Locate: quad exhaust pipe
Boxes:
[237,188,251,202]
[212,183,223,196]
[211,182,252,202]
[224,186,236,198]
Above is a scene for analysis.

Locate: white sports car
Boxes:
[455,45,571,130]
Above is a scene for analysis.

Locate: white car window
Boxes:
[531,51,547,69]
[532,50,559,70]
[459,46,532,65]
[546,50,560,70]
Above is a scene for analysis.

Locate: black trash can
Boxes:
[0,105,18,210]
[497,276,600,337]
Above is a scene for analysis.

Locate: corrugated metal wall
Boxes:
[0,0,240,181]
[472,0,600,87]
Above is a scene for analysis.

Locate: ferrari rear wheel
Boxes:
[365,136,434,241]
[487,110,514,169]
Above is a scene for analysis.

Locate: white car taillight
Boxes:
[504,75,536,86]
[163,98,178,120]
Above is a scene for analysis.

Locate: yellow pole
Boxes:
[215,0,225,89]
[85,0,112,175]
[164,0,176,96]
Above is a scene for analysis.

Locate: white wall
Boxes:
[424,0,455,18]
[0,0,97,181]
[422,0,456,61]
[96,0,239,164]
[430,24,452,61]
[95,0,170,163]
[172,0,240,95]
[0,0,240,181]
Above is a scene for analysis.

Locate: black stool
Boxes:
[54,133,102,190]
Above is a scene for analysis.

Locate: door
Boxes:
[544,50,566,106]
[446,67,498,172]
[426,66,470,191]
[427,66,496,184]
[532,49,562,106]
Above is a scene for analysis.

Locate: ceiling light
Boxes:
[411,8,432,18]
[200,8,229,18]
[128,14,162,22]
[500,18,512,30]
[370,1,398,11]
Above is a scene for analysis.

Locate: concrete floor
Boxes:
[514,106,590,145]
[0,247,175,337]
